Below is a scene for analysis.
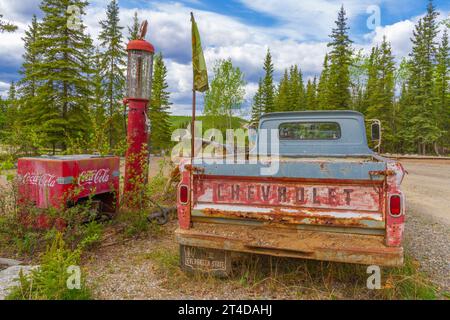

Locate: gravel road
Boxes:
[400,159,450,291]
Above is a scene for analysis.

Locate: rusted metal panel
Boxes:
[175,223,404,267]
[191,175,385,229]
[384,162,406,247]
[177,160,192,229]
[191,215,385,235]
[194,177,383,211]
[192,207,385,229]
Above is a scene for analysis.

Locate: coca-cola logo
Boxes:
[21,172,57,187]
[78,169,110,186]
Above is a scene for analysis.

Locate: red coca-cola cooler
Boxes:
[17,155,120,218]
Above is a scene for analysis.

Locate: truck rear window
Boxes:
[279,122,341,140]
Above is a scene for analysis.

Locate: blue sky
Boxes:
[0,0,449,117]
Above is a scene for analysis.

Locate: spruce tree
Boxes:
[32,0,93,152]
[404,0,440,154]
[3,82,19,143]
[89,47,109,153]
[327,5,353,109]
[261,49,275,113]
[128,11,140,41]
[365,47,380,110]
[149,53,172,153]
[98,0,127,150]
[297,68,306,109]
[275,70,289,112]
[434,30,449,149]
[19,15,40,104]
[0,13,17,32]
[365,37,396,152]
[287,65,305,111]
[349,50,369,113]
[250,79,264,126]
[17,14,48,154]
[317,54,330,109]
[305,77,318,110]
[0,96,6,140]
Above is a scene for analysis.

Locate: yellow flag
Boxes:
[191,13,209,92]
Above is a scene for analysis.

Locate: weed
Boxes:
[141,246,190,289]
[146,249,438,300]
[77,221,104,250]
[6,233,92,300]
[0,178,106,257]
[379,255,437,300]
[115,209,150,238]
[144,247,180,275]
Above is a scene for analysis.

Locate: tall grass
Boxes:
[6,233,92,300]
[146,245,438,300]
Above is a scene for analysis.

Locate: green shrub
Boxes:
[6,233,92,300]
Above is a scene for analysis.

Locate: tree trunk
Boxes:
[434,142,441,156]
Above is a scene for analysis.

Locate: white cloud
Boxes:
[0,0,41,23]
[237,0,386,41]
[367,20,416,59]
[169,103,194,116]
[0,24,27,65]
[361,9,450,61]
[0,80,10,98]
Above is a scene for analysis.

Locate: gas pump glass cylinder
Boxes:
[127,50,154,100]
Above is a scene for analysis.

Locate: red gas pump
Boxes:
[123,21,155,204]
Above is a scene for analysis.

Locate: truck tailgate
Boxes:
[191,160,386,232]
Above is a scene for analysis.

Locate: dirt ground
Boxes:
[400,159,450,225]
[399,159,450,291]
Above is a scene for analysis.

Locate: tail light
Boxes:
[389,194,402,217]
[179,185,189,204]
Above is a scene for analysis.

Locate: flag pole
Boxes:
[191,87,196,165]
[190,12,196,166]
[190,12,197,218]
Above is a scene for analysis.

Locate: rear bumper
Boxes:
[175,223,403,267]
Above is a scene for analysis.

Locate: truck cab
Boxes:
[176,111,406,276]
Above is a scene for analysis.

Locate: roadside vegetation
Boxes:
[0,156,177,300]
[6,234,91,300]
[146,243,438,300]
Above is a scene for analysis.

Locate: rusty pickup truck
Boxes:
[176,111,406,275]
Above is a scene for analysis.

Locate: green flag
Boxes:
[191,13,209,92]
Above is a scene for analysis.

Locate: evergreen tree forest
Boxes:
[0,0,172,156]
[0,1,448,156]
[251,2,449,154]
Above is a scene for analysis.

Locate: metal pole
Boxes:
[190,87,197,211]
[191,88,196,163]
